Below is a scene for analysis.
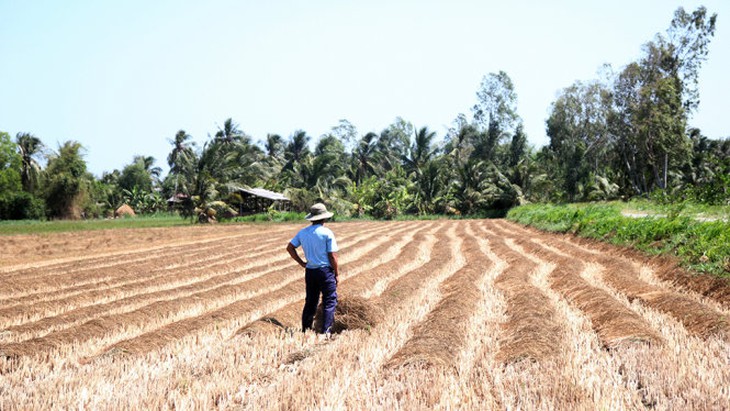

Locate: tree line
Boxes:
[0,6,727,221]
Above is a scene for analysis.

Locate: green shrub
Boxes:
[235,211,306,223]
[0,192,47,220]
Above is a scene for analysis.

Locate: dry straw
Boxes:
[501,221,730,340]
[240,295,383,337]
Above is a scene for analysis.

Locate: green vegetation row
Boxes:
[0,214,190,236]
[0,212,310,236]
[507,203,730,278]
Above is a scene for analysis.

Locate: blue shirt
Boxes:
[290,224,339,269]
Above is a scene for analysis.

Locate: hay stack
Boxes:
[313,295,383,334]
[114,204,135,218]
[235,295,382,338]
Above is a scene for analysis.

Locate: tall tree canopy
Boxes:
[611,6,716,195]
[43,141,91,219]
[0,131,22,194]
[15,132,45,193]
[472,71,519,136]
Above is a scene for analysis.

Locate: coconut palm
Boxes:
[135,155,162,181]
[214,118,243,145]
[402,127,438,179]
[177,141,229,220]
[310,135,350,196]
[15,132,44,193]
[265,133,284,160]
[401,127,441,213]
[167,130,195,173]
[225,138,266,188]
[284,130,311,169]
[281,130,312,187]
[376,118,412,171]
[352,132,380,186]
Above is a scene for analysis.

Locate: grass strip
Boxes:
[507,203,730,278]
[0,214,193,235]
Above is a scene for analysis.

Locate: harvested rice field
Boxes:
[1,220,729,410]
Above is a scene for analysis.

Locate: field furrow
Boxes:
[0,223,398,358]
[0,234,277,298]
[496,234,639,409]
[499,222,730,321]
[481,225,563,363]
[0,226,293,276]
[93,222,416,356]
[0,224,375,299]
[0,239,285,327]
[0,226,392,319]
[497,221,729,339]
[1,242,243,301]
[235,221,440,335]
[583,262,730,409]
[385,222,489,369]
[0,226,264,267]
[0,256,291,341]
[495,220,730,408]
[238,222,465,410]
[1,220,728,410]
[489,222,662,348]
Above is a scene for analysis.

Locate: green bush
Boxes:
[235,211,306,223]
[0,192,47,220]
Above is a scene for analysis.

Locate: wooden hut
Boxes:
[236,188,290,215]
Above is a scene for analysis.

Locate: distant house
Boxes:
[167,193,189,205]
[235,188,290,215]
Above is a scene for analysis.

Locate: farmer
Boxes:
[286,203,339,335]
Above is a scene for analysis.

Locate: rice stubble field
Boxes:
[0,220,728,410]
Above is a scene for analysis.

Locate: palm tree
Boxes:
[16,132,44,193]
[402,127,438,179]
[226,139,266,188]
[214,118,243,145]
[181,141,229,220]
[43,141,89,219]
[310,135,350,196]
[281,131,312,187]
[412,157,446,214]
[284,130,311,167]
[265,133,284,160]
[167,130,195,173]
[400,127,442,215]
[376,128,409,171]
[135,155,162,181]
[352,132,379,186]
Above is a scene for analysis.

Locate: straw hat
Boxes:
[305,203,334,221]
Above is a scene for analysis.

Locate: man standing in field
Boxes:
[286,203,339,335]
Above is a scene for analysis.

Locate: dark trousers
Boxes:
[302,266,338,333]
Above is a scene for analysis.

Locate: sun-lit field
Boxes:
[1,220,728,410]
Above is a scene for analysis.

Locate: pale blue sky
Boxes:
[1,1,728,176]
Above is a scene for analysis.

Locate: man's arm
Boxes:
[328,251,339,285]
[287,242,306,268]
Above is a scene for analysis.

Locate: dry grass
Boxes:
[235,222,432,337]
[499,220,729,340]
[1,220,729,410]
[312,295,384,333]
[485,230,563,364]
[491,222,662,348]
[386,224,486,369]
